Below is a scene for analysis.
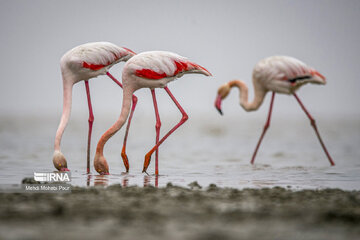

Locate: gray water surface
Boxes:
[0,114,359,190]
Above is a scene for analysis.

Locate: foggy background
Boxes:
[1,0,360,188]
[0,0,359,122]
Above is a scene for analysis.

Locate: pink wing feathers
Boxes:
[81,43,136,71]
[129,51,211,80]
[63,42,136,72]
[254,56,325,84]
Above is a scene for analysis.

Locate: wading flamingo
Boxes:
[94,51,212,175]
[53,42,137,174]
[214,56,335,166]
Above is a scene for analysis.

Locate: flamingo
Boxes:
[214,56,335,166]
[53,42,137,174]
[93,51,212,175]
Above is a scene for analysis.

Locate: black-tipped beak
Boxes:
[214,94,223,115]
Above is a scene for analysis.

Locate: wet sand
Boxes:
[0,182,359,240]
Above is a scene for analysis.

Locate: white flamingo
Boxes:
[93,51,212,175]
[214,56,335,166]
[53,42,137,174]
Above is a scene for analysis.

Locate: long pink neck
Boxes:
[54,78,73,151]
[229,80,266,112]
[96,87,133,155]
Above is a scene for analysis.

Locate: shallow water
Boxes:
[0,113,359,190]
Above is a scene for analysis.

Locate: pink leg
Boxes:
[293,93,335,166]
[106,72,123,88]
[106,72,138,171]
[142,87,188,173]
[85,80,94,174]
[251,92,275,164]
[151,89,161,175]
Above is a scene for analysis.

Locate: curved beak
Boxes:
[215,94,223,115]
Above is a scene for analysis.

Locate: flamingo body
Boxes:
[94,51,211,175]
[215,55,334,166]
[53,42,135,173]
[60,42,134,83]
[123,51,211,89]
[252,56,325,95]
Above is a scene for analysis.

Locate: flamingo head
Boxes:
[53,151,69,171]
[215,83,231,115]
[94,153,109,175]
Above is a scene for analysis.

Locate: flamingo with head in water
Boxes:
[214,56,335,166]
[94,51,212,175]
[53,42,137,174]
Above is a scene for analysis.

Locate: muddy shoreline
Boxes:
[0,183,359,240]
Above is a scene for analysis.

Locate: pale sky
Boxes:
[0,0,359,120]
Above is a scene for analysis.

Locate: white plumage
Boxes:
[253,56,325,94]
[60,42,135,82]
[53,42,136,173]
[122,51,212,90]
[126,51,189,76]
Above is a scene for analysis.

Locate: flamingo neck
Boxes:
[95,87,134,155]
[54,78,73,151]
[229,80,266,112]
